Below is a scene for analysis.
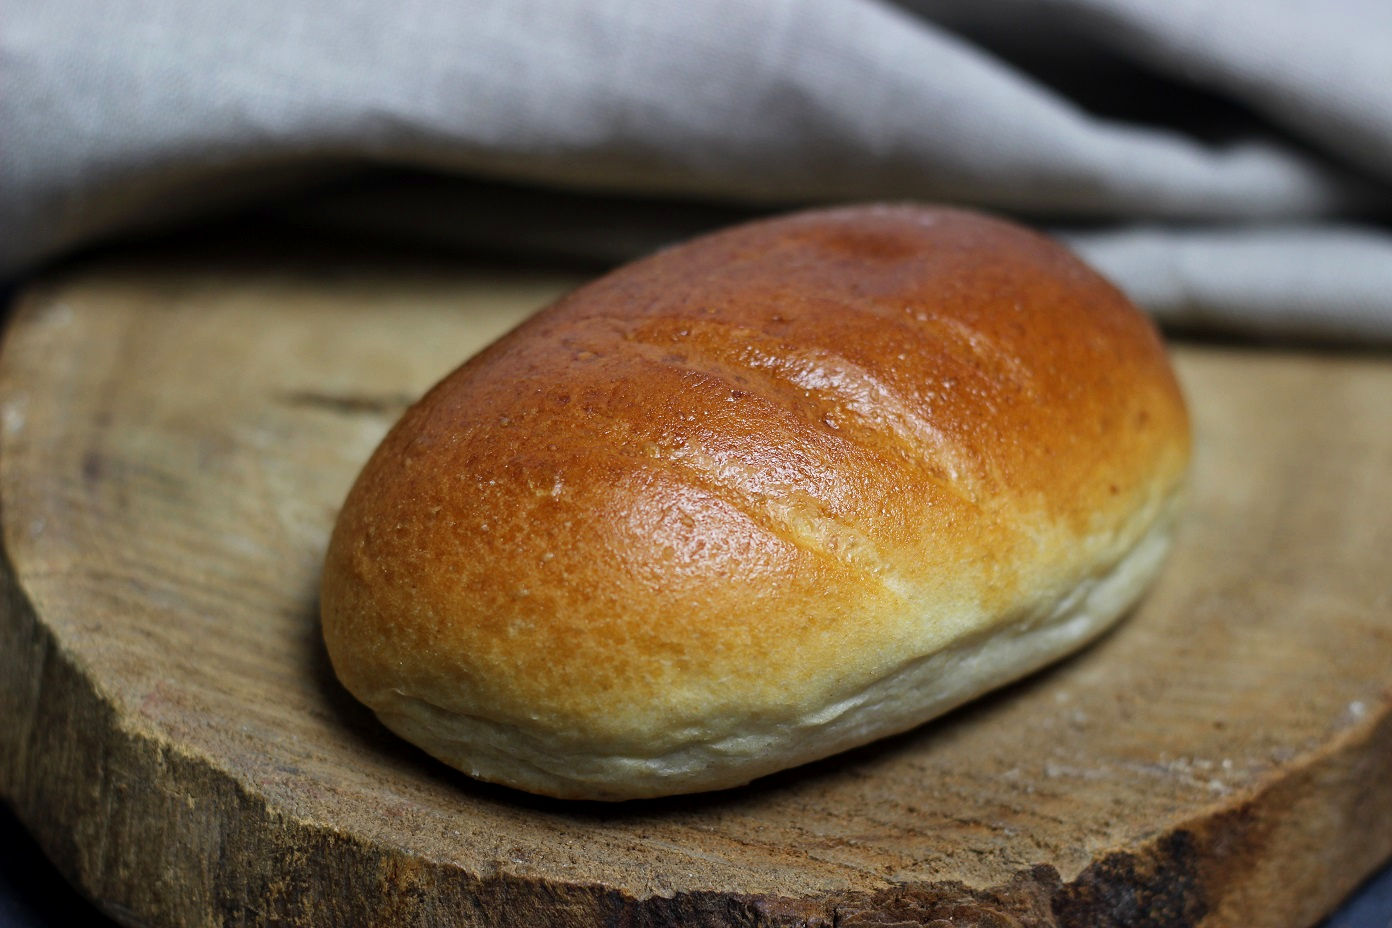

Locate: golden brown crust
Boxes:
[321,205,1190,798]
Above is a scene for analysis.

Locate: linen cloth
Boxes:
[4,0,1391,339]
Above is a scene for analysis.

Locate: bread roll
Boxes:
[321,205,1190,801]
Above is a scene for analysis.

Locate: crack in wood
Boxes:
[277,390,415,417]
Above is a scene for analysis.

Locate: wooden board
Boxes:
[1,244,1390,928]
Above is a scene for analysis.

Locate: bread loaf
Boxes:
[321,205,1190,800]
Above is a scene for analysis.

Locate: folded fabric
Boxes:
[4,0,1391,339]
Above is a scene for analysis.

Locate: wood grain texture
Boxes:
[1,245,1389,928]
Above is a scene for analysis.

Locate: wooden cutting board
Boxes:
[1,243,1389,928]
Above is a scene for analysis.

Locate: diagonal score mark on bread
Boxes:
[623,314,987,496]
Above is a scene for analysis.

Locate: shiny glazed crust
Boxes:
[320,205,1191,800]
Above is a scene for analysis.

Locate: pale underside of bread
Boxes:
[320,204,1191,801]
[365,495,1179,800]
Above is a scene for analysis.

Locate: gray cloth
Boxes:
[4,0,1392,339]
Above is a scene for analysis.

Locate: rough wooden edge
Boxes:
[3,529,1391,928]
